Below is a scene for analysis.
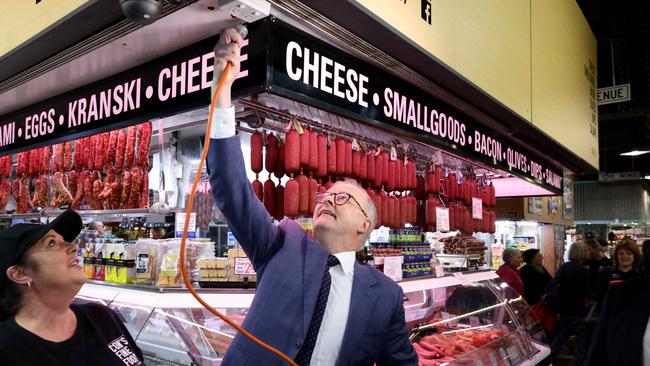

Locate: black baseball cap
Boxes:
[0,209,83,294]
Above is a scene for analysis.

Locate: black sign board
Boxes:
[0,23,268,155]
[0,18,562,194]
[262,19,562,194]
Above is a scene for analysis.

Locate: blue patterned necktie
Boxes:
[294,254,341,366]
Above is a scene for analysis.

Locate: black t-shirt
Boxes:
[0,303,144,366]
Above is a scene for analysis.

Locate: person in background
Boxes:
[640,239,650,273]
[88,221,105,237]
[496,248,524,296]
[584,239,613,297]
[520,249,552,305]
[550,242,590,361]
[0,210,143,365]
[596,239,642,303]
[585,245,650,366]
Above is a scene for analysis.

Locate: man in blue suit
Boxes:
[207,29,418,366]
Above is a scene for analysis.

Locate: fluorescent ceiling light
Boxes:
[620,150,650,156]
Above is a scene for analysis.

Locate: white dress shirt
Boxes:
[310,251,355,366]
[210,109,356,364]
[643,317,650,366]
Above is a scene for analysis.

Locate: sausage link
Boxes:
[274,141,286,179]
[344,140,352,176]
[284,178,299,218]
[125,126,137,169]
[296,173,309,215]
[250,132,263,174]
[265,133,278,174]
[299,127,310,169]
[335,138,346,176]
[115,129,127,171]
[284,129,300,175]
[136,122,152,168]
[274,184,285,221]
[316,134,327,178]
[308,177,318,215]
[263,179,276,217]
[252,178,263,202]
[308,130,319,172]
[326,135,337,175]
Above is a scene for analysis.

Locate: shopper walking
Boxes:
[206,28,417,365]
[584,245,650,366]
[0,209,143,365]
[550,242,589,361]
[520,249,552,305]
[496,248,524,296]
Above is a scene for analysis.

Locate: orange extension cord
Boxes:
[178,63,299,366]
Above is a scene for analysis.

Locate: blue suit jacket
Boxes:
[208,136,418,366]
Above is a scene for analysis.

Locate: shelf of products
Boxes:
[75,271,549,366]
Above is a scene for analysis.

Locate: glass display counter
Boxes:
[75,271,550,365]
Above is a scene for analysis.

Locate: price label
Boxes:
[227,231,236,246]
[472,197,483,219]
[175,212,196,238]
[469,316,481,327]
[383,256,403,281]
[435,207,450,232]
[434,265,445,278]
[234,257,256,275]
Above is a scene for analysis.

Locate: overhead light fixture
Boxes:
[620,150,650,156]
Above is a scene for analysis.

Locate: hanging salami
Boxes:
[316,134,328,178]
[250,132,263,174]
[284,129,300,175]
[265,133,279,174]
[136,122,152,168]
[284,178,299,218]
[263,179,276,217]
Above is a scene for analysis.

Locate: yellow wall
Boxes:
[531,0,599,168]
[352,0,598,169]
[0,0,88,57]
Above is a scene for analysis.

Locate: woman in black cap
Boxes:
[0,209,143,365]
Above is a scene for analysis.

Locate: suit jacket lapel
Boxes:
[337,262,378,365]
[303,239,327,337]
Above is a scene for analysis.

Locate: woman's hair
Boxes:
[0,252,32,320]
[502,248,520,264]
[522,248,540,265]
[568,242,586,262]
[613,238,641,267]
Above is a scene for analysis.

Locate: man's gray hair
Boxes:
[568,242,587,262]
[502,247,520,264]
[339,178,376,249]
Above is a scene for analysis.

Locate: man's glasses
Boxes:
[315,192,368,218]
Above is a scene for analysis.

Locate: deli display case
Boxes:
[75,270,550,366]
